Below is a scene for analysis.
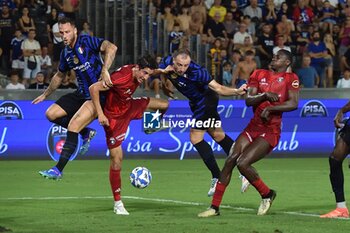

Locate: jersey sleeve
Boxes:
[158,56,171,69]
[192,66,213,84]
[247,69,260,88]
[84,36,104,52]
[287,73,300,91]
[58,51,69,73]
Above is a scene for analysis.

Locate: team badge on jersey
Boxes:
[73,55,79,64]
[278,77,284,82]
[170,73,178,79]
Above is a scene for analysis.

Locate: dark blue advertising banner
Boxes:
[0,99,346,160]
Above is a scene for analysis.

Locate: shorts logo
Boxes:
[46,124,81,161]
[0,101,23,120]
[109,137,116,145]
[300,100,327,117]
[143,110,161,129]
[292,80,299,89]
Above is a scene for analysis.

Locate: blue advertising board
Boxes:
[0,99,346,160]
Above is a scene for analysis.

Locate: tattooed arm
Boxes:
[99,40,118,87]
[32,71,65,104]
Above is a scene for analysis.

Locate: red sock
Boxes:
[251,178,270,198]
[211,182,227,208]
[109,167,121,201]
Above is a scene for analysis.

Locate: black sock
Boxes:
[217,134,234,156]
[210,205,219,212]
[194,140,220,179]
[329,157,345,203]
[55,131,78,172]
[80,128,89,137]
[50,116,71,129]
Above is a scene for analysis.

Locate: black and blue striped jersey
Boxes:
[59,35,104,99]
[159,55,219,118]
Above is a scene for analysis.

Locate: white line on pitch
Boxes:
[0,195,346,220]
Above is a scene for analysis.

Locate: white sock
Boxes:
[115,200,123,206]
[336,202,347,208]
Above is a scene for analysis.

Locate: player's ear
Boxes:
[74,27,77,34]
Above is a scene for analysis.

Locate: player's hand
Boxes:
[101,69,112,88]
[334,110,344,128]
[164,65,175,74]
[32,93,46,104]
[265,92,279,102]
[98,114,109,127]
[260,107,271,123]
[237,84,247,95]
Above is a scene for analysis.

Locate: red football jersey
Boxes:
[247,69,300,134]
[103,65,141,117]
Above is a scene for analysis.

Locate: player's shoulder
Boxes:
[112,65,134,79]
[162,55,173,65]
[284,72,299,80]
[251,69,270,78]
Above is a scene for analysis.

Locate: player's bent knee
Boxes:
[236,158,249,171]
[45,109,57,122]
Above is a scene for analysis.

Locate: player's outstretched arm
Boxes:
[208,80,246,96]
[334,100,350,128]
[160,74,174,98]
[245,86,279,107]
[32,71,65,104]
[260,90,299,122]
[100,40,118,87]
[89,81,110,126]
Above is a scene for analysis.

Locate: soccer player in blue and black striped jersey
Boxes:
[32,17,118,179]
[158,49,247,196]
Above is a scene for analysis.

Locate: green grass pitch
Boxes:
[0,158,349,233]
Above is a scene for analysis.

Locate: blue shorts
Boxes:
[236,79,247,88]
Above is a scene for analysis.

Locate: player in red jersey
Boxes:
[198,49,300,217]
[89,56,169,215]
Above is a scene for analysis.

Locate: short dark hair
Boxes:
[137,54,158,69]
[278,49,293,64]
[10,70,19,77]
[58,17,76,27]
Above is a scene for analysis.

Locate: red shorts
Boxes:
[240,125,280,151]
[104,97,150,149]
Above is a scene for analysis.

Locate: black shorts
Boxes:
[339,119,350,146]
[55,91,88,117]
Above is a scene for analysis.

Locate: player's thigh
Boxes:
[207,127,225,142]
[46,103,67,121]
[237,137,271,166]
[332,136,350,161]
[68,101,97,132]
[190,128,206,144]
[147,97,169,111]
